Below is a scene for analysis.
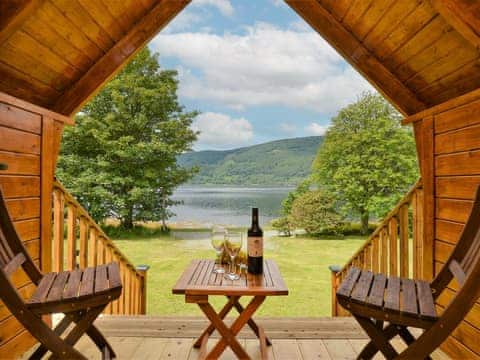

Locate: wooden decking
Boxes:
[39,316,450,359]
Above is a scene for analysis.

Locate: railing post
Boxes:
[329,265,341,317]
[53,190,64,272]
[136,265,150,315]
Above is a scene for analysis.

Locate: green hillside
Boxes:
[178,136,323,186]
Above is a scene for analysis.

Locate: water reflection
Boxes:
[170,186,292,227]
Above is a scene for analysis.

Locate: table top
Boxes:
[172,259,288,296]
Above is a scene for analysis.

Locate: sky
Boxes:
[148,0,375,151]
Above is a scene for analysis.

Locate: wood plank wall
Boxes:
[0,92,70,358]
[417,97,480,358]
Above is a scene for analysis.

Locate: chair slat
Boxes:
[28,273,57,304]
[0,231,14,265]
[95,264,109,293]
[47,271,70,302]
[401,278,418,316]
[3,253,26,275]
[416,280,436,320]
[337,267,361,298]
[367,273,386,308]
[63,269,83,299]
[350,270,373,303]
[448,260,466,285]
[79,267,95,297]
[384,276,400,312]
[107,263,122,289]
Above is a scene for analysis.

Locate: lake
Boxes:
[170,186,293,227]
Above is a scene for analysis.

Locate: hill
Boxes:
[178,136,323,186]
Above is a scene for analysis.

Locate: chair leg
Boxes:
[47,305,106,360]
[67,311,116,359]
[358,323,399,360]
[29,315,76,359]
[354,315,398,360]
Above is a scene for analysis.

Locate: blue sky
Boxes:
[148,0,374,150]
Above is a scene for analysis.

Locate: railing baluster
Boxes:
[372,235,379,273]
[389,218,398,276]
[88,229,97,267]
[380,229,388,274]
[66,205,77,270]
[53,190,64,272]
[79,217,88,269]
[399,204,409,278]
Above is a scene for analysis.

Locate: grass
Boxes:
[111,232,365,317]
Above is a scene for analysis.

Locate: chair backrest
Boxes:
[431,184,480,299]
[0,186,42,284]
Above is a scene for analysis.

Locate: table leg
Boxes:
[198,302,251,359]
[193,296,238,348]
[232,297,272,346]
[208,296,266,359]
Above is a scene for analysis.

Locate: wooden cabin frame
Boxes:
[1,0,480,358]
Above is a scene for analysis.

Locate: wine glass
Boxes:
[224,232,242,281]
[211,227,226,274]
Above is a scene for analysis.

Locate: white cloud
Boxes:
[306,123,329,136]
[192,112,254,149]
[280,122,296,134]
[151,23,374,114]
[193,0,234,16]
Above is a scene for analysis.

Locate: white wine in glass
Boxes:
[224,232,242,281]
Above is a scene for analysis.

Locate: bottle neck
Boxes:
[251,208,260,231]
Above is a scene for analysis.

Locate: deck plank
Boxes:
[245,339,275,360]
[323,339,357,360]
[298,339,331,359]
[272,339,302,360]
[160,339,193,359]
[131,338,168,360]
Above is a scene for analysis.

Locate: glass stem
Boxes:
[230,256,235,274]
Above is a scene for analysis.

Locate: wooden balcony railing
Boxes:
[330,179,424,316]
[52,179,149,315]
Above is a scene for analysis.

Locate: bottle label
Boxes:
[248,236,263,257]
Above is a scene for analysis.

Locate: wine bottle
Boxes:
[247,208,263,274]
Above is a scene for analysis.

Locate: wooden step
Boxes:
[94,316,367,340]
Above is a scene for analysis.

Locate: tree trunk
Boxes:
[122,207,134,230]
[360,211,369,235]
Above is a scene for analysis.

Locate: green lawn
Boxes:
[112,233,365,317]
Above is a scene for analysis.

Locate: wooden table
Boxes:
[173,259,288,359]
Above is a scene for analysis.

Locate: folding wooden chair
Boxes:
[337,185,480,359]
[0,186,122,359]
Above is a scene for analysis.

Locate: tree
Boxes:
[290,190,343,235]
[57,48,198,229]
[271,180,310,236]
[312,92,418,235]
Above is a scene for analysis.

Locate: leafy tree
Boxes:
[57,48,198,229]
[271,180,310,236]
[312,92,418,235]
[290,190,343,235]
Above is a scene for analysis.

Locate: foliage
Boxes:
[312,92,418,234]
[57,48,198,229]
[178,136,323,186]
[271,216,294,236]
[271,180,310,236]
[289,190,344,235]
